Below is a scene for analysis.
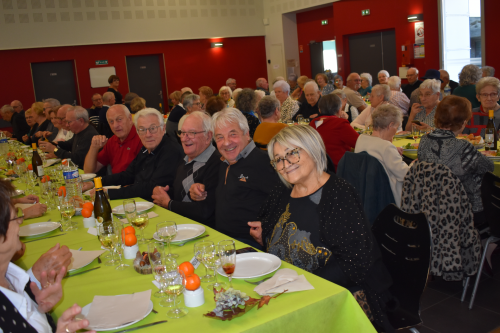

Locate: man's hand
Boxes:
[82,181,95,192]
[32,243,72,283]
[39,141,56,153]
[189,183,207,201]
[248,221,263,246]
[15,194,39,204]
[56,304,95,333]
[23,203,47,219]
[30,266,65,313]
[90,135,108,150]
[152,185,171,208]
[42,131,52,138]
[22,134,29,142]
[310,114,318,119]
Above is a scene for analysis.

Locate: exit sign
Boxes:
[95,60,108,65]
[362,9,370,16]
[321,19,328,25]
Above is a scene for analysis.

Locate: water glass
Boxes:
[148,242,167,298]
[165,262,188,319]
[202,244,226,291]
[411,124,420,142]
[59,199,76,231]
[114,221,129,270]
[218,240,236,288]
[193,240,215,283]
[156,221,178,258]
[123,199,137,222]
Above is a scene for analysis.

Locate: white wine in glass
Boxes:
[98,224,118,266]
[131,213,149,244]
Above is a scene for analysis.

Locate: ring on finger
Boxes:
[65,326,71,333]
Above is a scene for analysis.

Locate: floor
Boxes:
[399,251,500,333]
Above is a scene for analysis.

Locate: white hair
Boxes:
[378,70,390,78]
[371,84,391,101]
[43,98,60,108]
[254,90,265,99]
[360,73,373,86]
[304,81,320,92]
[107,104,130,118]
[219,86,233,98]
[103,92,114,102]
[331,89,346,99]
[409,67,419,76]
[212,107,249,136]
[232,88,242,100]
[183,111,214,138]
[273,80,290,94]
[420,79,441,94]
[72,106,89,123]
[482,66,495,77]
[134,108,164,128]
[226,78,236,85]
[182,94,200,109]
[388,76,401,90]
[0,105,14,114]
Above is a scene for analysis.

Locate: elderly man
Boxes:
[52,104,74,142]
[177,94,202,130]
[226,78,236,92]
[39,106,98,169]
[253,96,287,150]
[1,104,29,141]
[482,66,495,78]
[83,104,142,175]
[152,111,221,228]
[388,76,410,115]
[189,108,278,247]
[256,78,270,95]
[293,81,321,120]
[344,73,368,112]
[98,92,116,138]
[87,93,105,127]
[439,69,459,95]
[82,108,183,200]
[274,80,299,123]
[402,67,422,99]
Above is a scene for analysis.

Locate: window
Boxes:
[322,40,338,74]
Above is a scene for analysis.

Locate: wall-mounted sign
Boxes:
[414,43,425,58]
[415,22,424,44]
[321,20,328,25]
[95,60,108,65]
[361,9,370,16]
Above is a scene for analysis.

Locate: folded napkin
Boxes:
[87,227,97,236]
[43,158,61,167]
[120,211,159,224]
[68,249,105,271]
[254,268,314,296]
[85,290,152,330]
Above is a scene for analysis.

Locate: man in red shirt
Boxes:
[83,104,142,174]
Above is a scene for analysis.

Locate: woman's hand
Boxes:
[248,221,263,246]
[56,304,95,333]
[30,266,66,313]
[189,183,207,201]
[35,131,44,138]
[410,103,422,116]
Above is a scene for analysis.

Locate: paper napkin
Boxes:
[87,227,97,236]
[254,268,314,296]
[68,249,105,271]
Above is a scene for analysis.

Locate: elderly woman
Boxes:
[358,73,373,96]
[333,74,344,90]
[198,86,213,111]
[248,125,394,332]
[274,80,299,123]
[310,94,359,170]
[405,79,441,131]
[219,86,235,108]
[378,70,389,85]
[235,88,260,138]
[351,84,395,130]
[315,73,334,95]
[288,73,299,92]
[107,74,122,105]
[0,180,94,333]
[331,89,359,122]
[453,64,482,108]
[22,108,38,144]
[232,88,242,102]
[463,77,500,137]
[205,96,226,116]
[355,104,409,206]
[41,109,60,141]
[130,97,146,115]
[290,75,309,101]
[26,102,47,146]
[166,90,186,142]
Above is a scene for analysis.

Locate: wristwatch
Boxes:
[54,148,58,153]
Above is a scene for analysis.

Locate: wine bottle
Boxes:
[31,143,44,178]
[93,177,113,229]
[485,110,498,151]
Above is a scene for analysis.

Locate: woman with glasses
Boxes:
[463,77,500,137]
[248,125,395,332]
[405,79,441,131]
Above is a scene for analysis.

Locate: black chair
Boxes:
[372,204,431,332]
[467,172,500,309]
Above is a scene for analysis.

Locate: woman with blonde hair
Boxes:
[130,97,146,116]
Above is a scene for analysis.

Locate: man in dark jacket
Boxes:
[402,67,423,99]
[2,103,30,141]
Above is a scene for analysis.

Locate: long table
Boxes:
[11,180,376,332]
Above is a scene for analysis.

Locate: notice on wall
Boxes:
[414,44,425,58]
[415,22,424,44]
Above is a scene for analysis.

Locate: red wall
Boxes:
[0,36,267,109]
[484,0,500,72]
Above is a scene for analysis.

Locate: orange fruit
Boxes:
[18,157,25,163]
[81,208,92,218]
[82,202,94,211]
[185,274,201,291]
[178,262,195,277]
[124,234,137,246]
[61,159,68,166]
[45,175,50,181]
[27,164,33,171]
[58,186,66,197]
[123,226,135,235]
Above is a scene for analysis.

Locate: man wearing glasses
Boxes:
[152,111,221,228]
[87,93,105,127]
[82,108,183,201]
[344,73,368,112]
[402,67,423,99]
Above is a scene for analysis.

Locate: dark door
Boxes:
[310,42,324,78]
[349,30,397,83]
[31,61,79,105]
[126,55,164,111]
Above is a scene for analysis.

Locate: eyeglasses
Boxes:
[419,93,435,99]
[479,93,498,99]
[137,125,162,136]
[270,148,301,171]
[192,102,201,106]
[10,207,24,223]
[176,130,206,139]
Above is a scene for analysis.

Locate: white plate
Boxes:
[153,224,206,243]
[403,148,418,152]
[81,300,153,331]
[19,222,61,237]
[112,201,154,215]
[217,253,281,279]
[81,173,97,181]
[10,189,24,197]
[473,143,485,149]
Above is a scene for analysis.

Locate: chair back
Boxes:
[481,172,500,237]
[372,204,431,330]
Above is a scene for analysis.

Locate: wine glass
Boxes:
[202,244,227,291]
[131,212,149,244]
[156,221,178,258]
[60,199,76,231]
[160,257,178,308]
[218,240,236,288]
[286,119,294,127]
[98,224,119,266]
[148,242,167,298]
[165,263,188,319]
[411,124,420,143]
[193,240,215,283]
[296,114,303,124]
[123,199,137,222]
[114,221,129,270]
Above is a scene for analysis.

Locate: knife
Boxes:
[113,320,168,333]
[64,266,100,279]
[24,233,66,243]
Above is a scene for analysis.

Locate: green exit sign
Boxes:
[95,60,108,65]
[321,20,328,25]
[362,9,370,16]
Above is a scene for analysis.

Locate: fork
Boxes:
[176,234,210,247]
[244,276,272,285]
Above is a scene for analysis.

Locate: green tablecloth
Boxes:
[12,181,376,332]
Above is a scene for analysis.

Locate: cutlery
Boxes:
[78,247,82,251]
[64,266,100,278]
[97,255,102,264]
[151,308,158,314]
[24,233,66,243]
[113,320,168,333]
[175,234,210,247]
[244,276,272,285]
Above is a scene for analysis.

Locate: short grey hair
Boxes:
[288,73,298,82]
[409,67,419,75]
[108,104,131,118]
[371,84,391,101]
[273,80,290,94]
[371,104,402,130]
[458,64,482,86]
[331,89,346,99]
[103,92,115,102]
[476,77,500,95]
[219,86,233,97]
[267,125,327,188]
[259,96,280,119]
[256,78,267,88]
[124,92,139,104]
[482,66,495,77]
[388,76,401,90]
[378,70,390,78]
[44,98,60,108]
[182,94,200,109]
[226,78,236,85]
[0,105,14,115]
[183,111,213,138]
[72,106,89,123]
[318,94,342,116]
[304,81,320,92]
[212,107,249,136]
[254,90,265,100]
[420,79,441,94]
[232,88,242,101]
[360,73,372,86]
[134,108,164,128]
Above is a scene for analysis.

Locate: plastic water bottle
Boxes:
[444,84,451,97]
[63,158,83,204]
[0,132,8,158]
